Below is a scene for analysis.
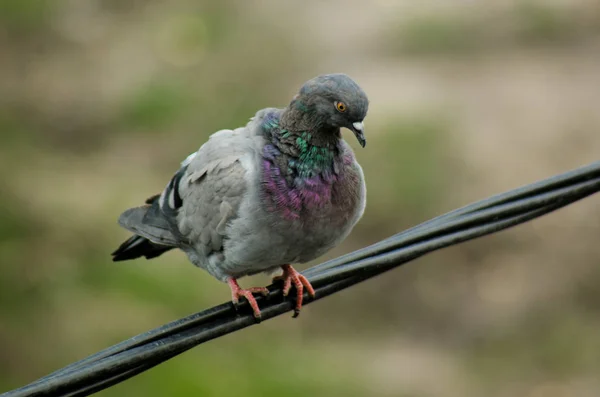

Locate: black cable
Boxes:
[3,161,599,397]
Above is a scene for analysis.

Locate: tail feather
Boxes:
[118,206,178,245]
[113,194,178,262]
[112,234,174,262]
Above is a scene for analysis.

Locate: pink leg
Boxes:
[273,265,316,318]
[227,278,269,319]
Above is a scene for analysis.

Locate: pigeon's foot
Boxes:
[273,264,315,318]
[227,278,269,319]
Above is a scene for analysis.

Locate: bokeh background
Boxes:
[1,0,600,396]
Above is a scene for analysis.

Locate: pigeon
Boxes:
[112,73,369,318]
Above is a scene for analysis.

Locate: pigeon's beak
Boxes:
[350,121,366,148]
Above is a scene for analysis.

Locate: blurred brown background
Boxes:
[1,1,600,396]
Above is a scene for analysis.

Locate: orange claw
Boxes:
[227,278,269,319]
[273,264,316,318]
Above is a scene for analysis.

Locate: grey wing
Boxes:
[174,128,263,264]
[114,111,267,270]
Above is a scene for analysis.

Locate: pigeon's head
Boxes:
[294,73,369,147]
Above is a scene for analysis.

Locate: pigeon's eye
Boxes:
[335,101,347,113]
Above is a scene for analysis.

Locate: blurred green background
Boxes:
[1,1,600,396]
